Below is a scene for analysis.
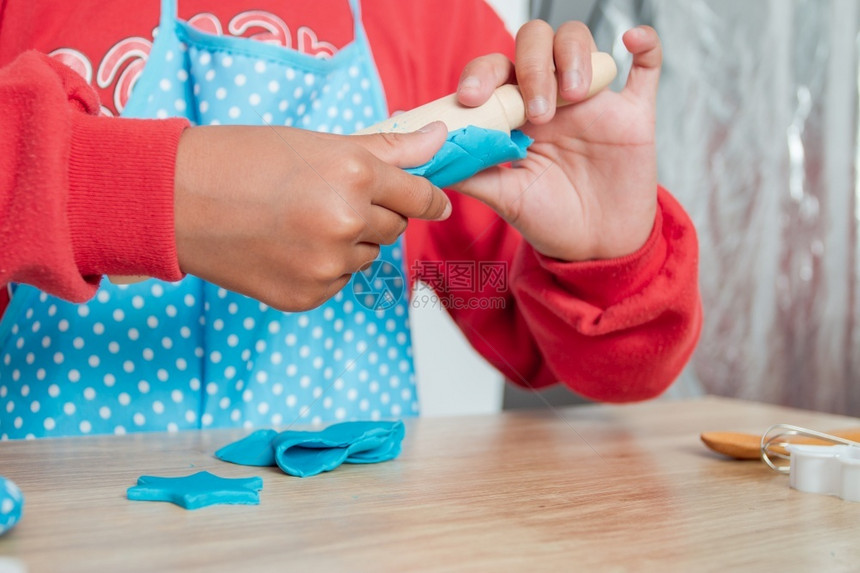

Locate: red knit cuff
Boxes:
[66,114,189,282]
[522,189,670,309]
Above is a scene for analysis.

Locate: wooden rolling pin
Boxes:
[110,52,616,285]
[355,51,617,135]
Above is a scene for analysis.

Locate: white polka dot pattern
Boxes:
[0,0,419,439]
[188,47,376,132]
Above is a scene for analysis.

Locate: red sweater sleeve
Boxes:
[385,0,703,402]
[410,187,702,403]
[0,51,186,303]
[498,189,701,402]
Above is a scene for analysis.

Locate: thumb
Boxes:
[351,121,448,168]
[450,164,517,216]
[622,26,662,104]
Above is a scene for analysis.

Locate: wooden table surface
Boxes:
[0,396,859,572]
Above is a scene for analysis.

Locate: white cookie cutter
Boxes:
[761,424,860,502]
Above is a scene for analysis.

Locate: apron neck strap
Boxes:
[348,0,366,41]
[159,0,178,29]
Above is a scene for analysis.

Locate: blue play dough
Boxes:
[0,477,23,535]
[406,127,532,188]
[215,420,406,478]
[215,429,279,467]
[127,471,263,510]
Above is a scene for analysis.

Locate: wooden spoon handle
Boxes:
[700,428,860,460]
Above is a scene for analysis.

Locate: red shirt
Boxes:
[0,0,702,401]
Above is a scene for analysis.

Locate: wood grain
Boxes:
[1,396,859,572]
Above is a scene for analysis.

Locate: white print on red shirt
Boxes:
[48,10,338,116]
[97,37,152,114]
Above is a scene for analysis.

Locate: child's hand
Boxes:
[173,122,449,311]
[453,23,662,262]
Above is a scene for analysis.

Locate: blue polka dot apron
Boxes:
[0,0,419,439]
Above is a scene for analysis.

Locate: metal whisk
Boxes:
[760,424,860,473]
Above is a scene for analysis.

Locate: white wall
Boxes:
[411,0,529,417]
[486,0,530,32]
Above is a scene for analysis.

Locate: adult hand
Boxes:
[453,22,661,262]
[173,122,449,310]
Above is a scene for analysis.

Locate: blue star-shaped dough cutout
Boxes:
[127,471,263,510]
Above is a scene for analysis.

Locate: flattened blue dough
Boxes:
[273,420,405,477]
[215,429,278,466]
[0,477,23,535]
[215,420,406,478]
[127,471,263,510]
[406,127,532,188]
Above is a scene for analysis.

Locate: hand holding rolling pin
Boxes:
[116,22,661,309]
[453,23,662,262]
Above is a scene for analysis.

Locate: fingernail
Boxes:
[439,199,452,220]
[527,97,549,117]
[459,76,481,91]
[418,121,443,133]
[562,70,582,93]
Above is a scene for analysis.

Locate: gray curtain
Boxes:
[580,0,860,414]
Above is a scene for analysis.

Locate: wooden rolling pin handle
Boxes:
[354,51,617,135]
[490,51,617,132]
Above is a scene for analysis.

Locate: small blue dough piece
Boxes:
[126,471,263,510]
[406,127,532,188]
[0,477,23,535]
[215,420,406,478]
